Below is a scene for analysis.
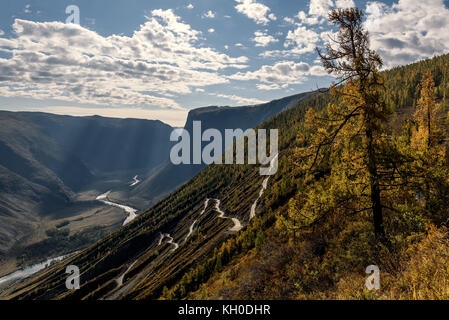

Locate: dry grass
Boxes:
[324,225,449,300]
[386,225,449,299]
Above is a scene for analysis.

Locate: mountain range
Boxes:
[129,91,317,207]
[2,53,448,300]
[0,91,314,274]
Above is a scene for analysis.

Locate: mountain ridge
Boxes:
[3,53,449,299]
[0,112,174,258]
[129,90,318,208]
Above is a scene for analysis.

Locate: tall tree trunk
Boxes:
[366,127,385,239]
[427,103,431,149]
[371,175,384,238]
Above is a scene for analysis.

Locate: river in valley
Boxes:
[0,253,73,287]
[96,191,138,226]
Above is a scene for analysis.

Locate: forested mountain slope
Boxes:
[3,53,449,300]
[130,91,316,207]
[179,54,449,300]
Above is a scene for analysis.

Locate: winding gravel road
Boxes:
[116,260,137,286]
[183,198,210,244]
[158,233,179,251]
[214,199,242,232]
[250,153,279,220]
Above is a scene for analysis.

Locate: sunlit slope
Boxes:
[3,92,305,299]
[4,150,271,299]
[130,91,317,206]
[5,53,449,300]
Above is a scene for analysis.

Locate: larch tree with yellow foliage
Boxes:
[411,71,449,221]
[412,71,442,150]
[292,8,393,241]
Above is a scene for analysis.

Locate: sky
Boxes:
[0,0,449,126]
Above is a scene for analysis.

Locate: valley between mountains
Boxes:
[0,92,311,296]
[1,52,449,300]
[1,144,279,299]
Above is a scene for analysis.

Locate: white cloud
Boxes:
[208,28,215,33]
[186,4,194,9]
[283,17,295,24]
[292,0,354,26]
[335,0,355,8]
[364,0,449,68]
[290,0,449,69]
[202,10,216,19]
[252,30,279,47]
[285,25,319,52]
[296,10,323,25]
[224,45,229,50]
[229,60,327,88]
[309,0,333,17]
[0,11,249,110]
[235,43,244,47]
[24,4,31,14]
[261,24,319,58]
[0,30,4,36]
[256,83,289,90]
[211,93,266,105]
[319,29,338,44]
[234,0,276,25]
[275,0,356,58]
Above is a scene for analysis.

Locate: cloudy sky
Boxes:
[0,0,448,126]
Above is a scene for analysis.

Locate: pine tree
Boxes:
[442,62,448,111]
[214,254,222,273]
[306,8,390,239]
[161,286,170,300]
[410,71,449,218]
[255,228,265,252]
[412,71,441,150]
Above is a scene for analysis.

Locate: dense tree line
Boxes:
[162,8,449,300]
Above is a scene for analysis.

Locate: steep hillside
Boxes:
[2,53,449,300]
[13,112,174,174]
[173,55,449,300]
[0,113,87,253]
[0,93,313,273]
[131,91,317,207]
[0,112,173,258]
[183,92,312,132]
